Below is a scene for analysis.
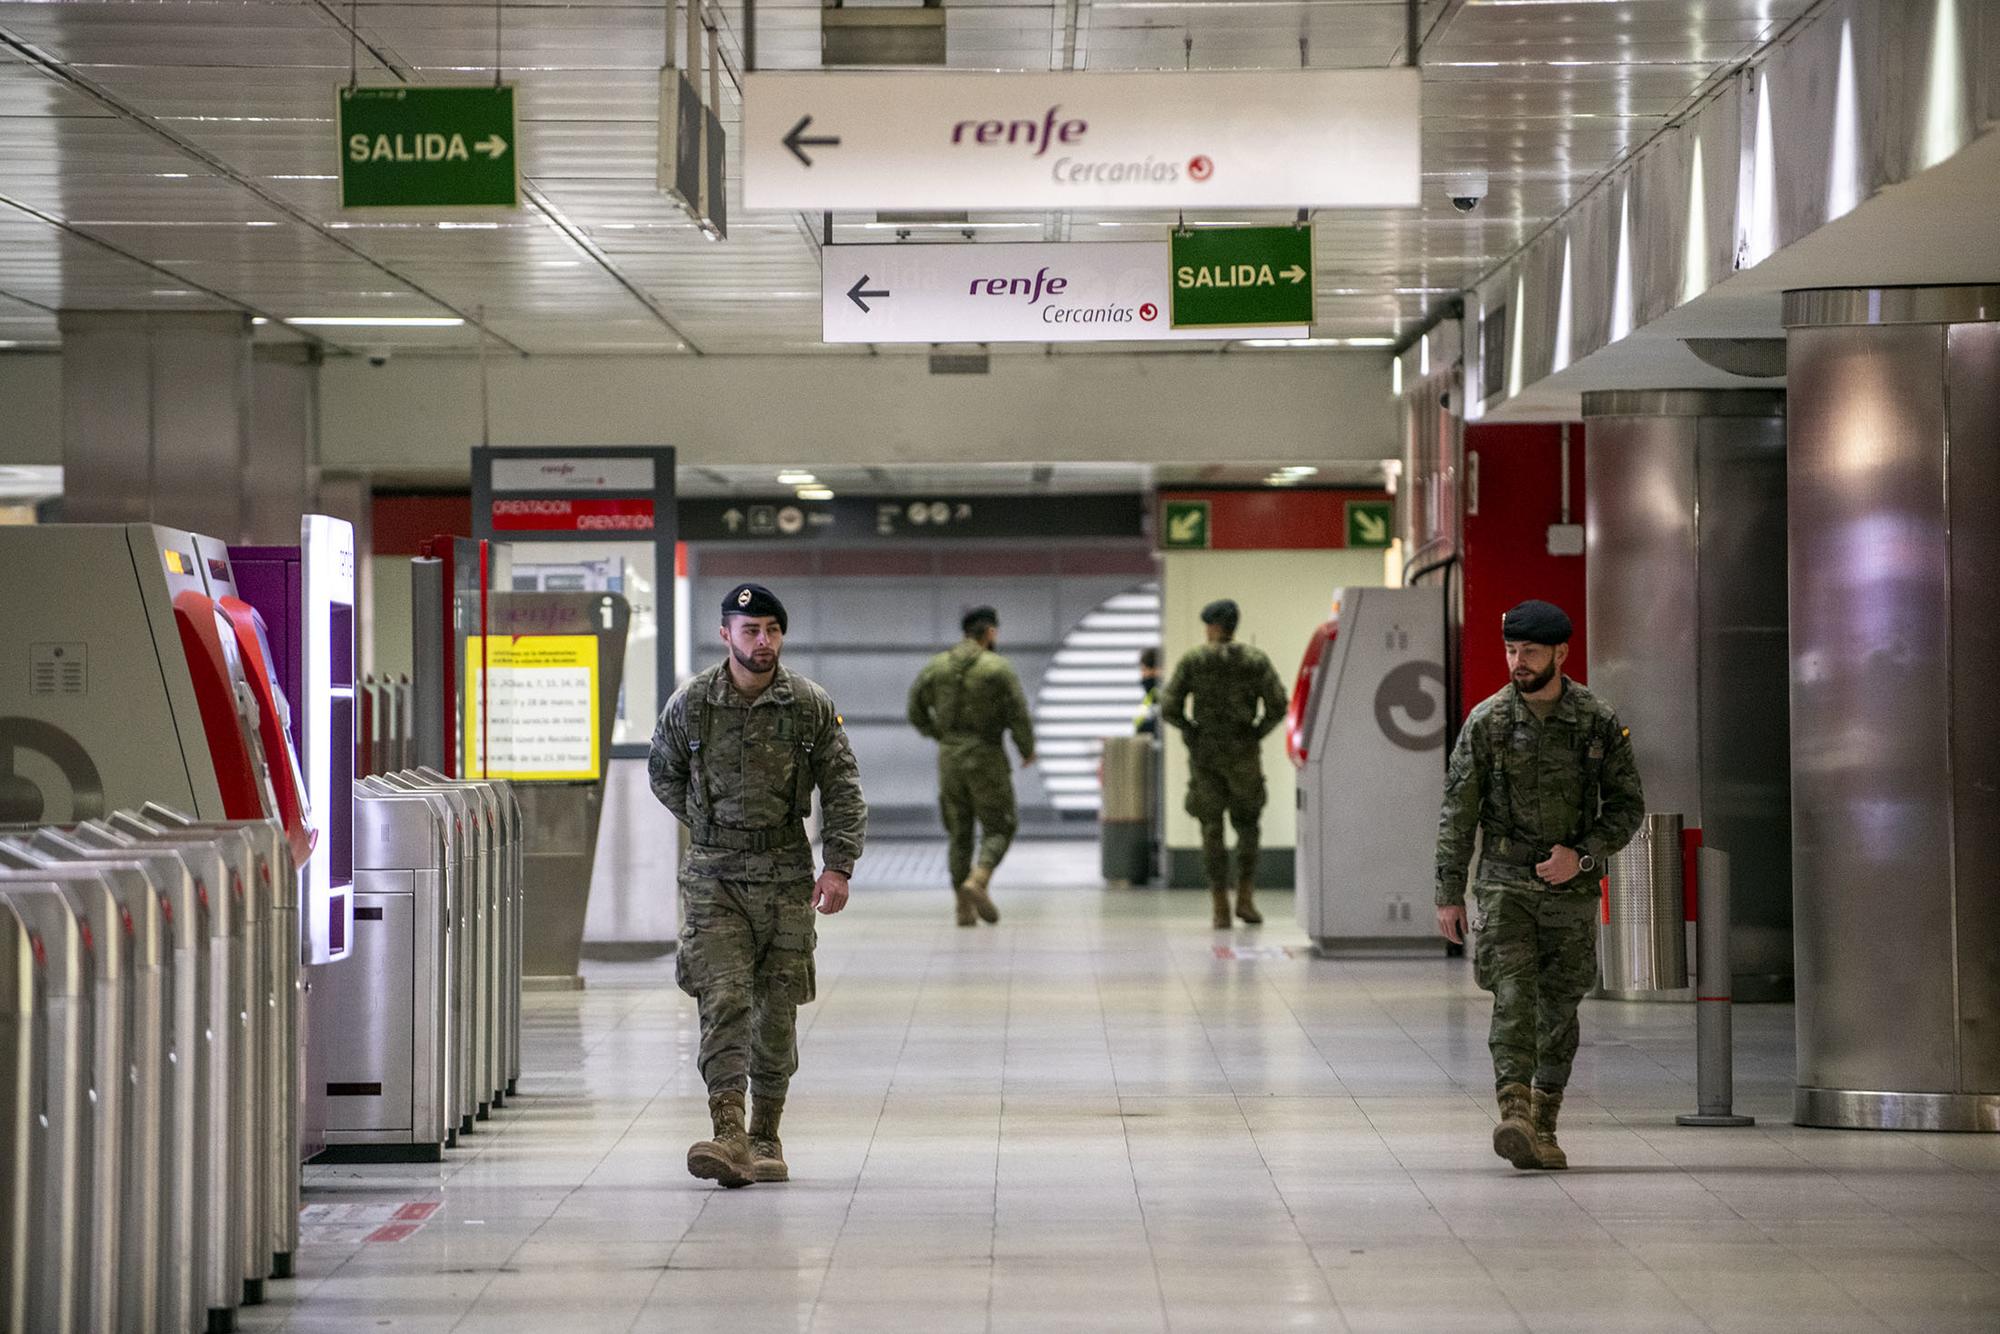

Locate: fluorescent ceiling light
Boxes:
[285,316,465,328]
[777,471,817,485]
[1238,337,1393,349]
[1278,466,1319,477]
[797,488,835,501]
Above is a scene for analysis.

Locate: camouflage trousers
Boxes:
[1186,748,1266,889]
[1470,885,1598,1090]
[938,741,1018,888]
[675,873,818,1100]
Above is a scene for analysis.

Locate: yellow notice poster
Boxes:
[463,634,601,780]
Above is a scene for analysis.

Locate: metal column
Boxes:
[1785,284,2000,1133]
[1583,389,1792,1001]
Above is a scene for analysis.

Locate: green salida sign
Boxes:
[1169,225,1315,330]
[339,86,519,209]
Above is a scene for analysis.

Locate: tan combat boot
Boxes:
[748,1097,789,1183]
[1492,1083,1541,1169]
[1531,1086,1568,1170]
[960,865,1000,924]
[953,886,977,927]
[687,1090,756,1188]
[1210,886,1233,929]
[1234,872,1263,926]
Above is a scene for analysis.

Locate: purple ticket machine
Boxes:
[232,515,357,1163]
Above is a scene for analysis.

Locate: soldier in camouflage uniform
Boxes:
[1434,600,1643,1171]
[649,583,867,1188]
[907,606,1037,927]
[1160,599,1289,928]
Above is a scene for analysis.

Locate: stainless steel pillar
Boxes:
[1785,285,2000,1133]
[58,311,255,536]
[1583,389,1792,1001]
[246,345,319,546]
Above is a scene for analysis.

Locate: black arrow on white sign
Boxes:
[846,274,890,313]
[784,115,841,167]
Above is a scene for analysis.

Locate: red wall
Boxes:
[1460,423,1589,714]
[373,493,472,556]
[1156,488,1392,549]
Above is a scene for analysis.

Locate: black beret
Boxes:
[962,605,999,635]
[1200,599,1240,632]
[722,582,788,632]
[1502,599,1572,645]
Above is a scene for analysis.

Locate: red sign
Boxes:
[490,498,656,533]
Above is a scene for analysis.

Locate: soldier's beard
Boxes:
[733,645,779,675]
[1513,662,1557,694]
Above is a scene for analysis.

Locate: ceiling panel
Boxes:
[0,0,1819,356]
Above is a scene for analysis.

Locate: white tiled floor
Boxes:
[254,841,2000,1332]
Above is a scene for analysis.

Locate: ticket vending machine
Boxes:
[1290,586,1450,954]
[232,516,359,970]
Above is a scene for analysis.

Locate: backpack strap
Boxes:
[685,669,713,825]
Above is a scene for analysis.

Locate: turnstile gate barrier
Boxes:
[318,784,455,1157]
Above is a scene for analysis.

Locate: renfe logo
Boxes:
[969,267,1070,304]
[951,107,1086,157]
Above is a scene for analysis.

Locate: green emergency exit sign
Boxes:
[339,85,520,209]
[1169,225,1315,329]
[1346,500,1393,549]
[1162,500,1211,550]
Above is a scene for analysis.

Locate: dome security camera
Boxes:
[1445,170,1490,213]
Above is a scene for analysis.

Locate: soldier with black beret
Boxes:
[649,582,868,1187]
[1433,599,1644,1171]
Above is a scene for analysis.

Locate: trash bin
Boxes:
[1597,812,1689,999]
[1100,736,1156,885]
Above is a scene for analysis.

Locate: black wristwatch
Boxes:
[1577,852,1598,875]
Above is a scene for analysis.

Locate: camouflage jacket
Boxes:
[649,663,867,881]
[906,639,1037,759]
[1434,677,1644,906]
[1159,640,1288,755]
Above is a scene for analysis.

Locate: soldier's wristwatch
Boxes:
[1577,853,1598,874]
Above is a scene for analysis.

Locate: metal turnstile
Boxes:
[0,897,34,1334]
[388,772,511,1109]
[363,778,476,1134]
[318,785,454,1157]
[80,821,247,1327]
[41,829,212,1334]
[1,845,171,1334]
[107,814,275,1309]
[0,881,87,1334]
[418,770,522,1096]
[139,807,304,1279]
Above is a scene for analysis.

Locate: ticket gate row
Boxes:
[1,811,303,1334]
[315,769,522,1158]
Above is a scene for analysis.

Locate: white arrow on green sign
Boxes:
[1346,500,1393,549]
[1169,225,1315,329]
[339,85,520,209]
[1163,500,1211,549]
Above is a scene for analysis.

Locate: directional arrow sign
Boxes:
[745,69,1418,212]
[845,274,890,313]
[339,85,520,208]
[821,242,1307,344]
[783,115,841,167]
[1345,500,1394,549]
[1169,225,1315,329]
[1162,500,1211,550]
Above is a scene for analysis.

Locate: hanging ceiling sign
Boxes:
[822,241,1307,343]
[744,68,1419,211]
[1169,225,1315,329]
[338,85,519,209]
